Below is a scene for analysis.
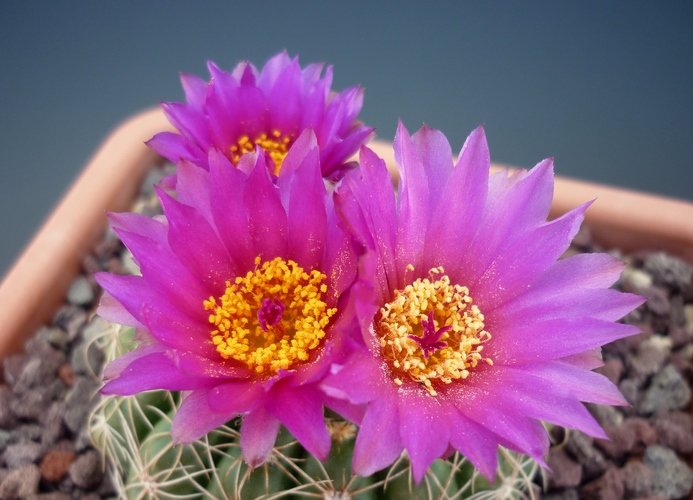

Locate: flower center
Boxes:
[374,266,492,396]
[204,256,336,374]
[230,130,292,175]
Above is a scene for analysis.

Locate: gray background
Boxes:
[1,1,692,276]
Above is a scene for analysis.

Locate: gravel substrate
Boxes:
[1,167,692,499]
[539,230,693,500]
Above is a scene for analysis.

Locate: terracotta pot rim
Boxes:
[1,107,692,360]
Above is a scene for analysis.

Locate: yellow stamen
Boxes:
[204,256,336,374]
[375,266,492,396]
[229,130,292,175]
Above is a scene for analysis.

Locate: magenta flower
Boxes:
[147,51,373,181]
[325,122,645,482]
[96,131,361,467]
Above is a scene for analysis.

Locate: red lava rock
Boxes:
[547,448,583,489]
[594,358,623,386]
[40,450,76,483]
[621,460,653,498]
[596,418,657,459]
[652,412,693,454]
[579,466,624,500]
[57,364,76,387]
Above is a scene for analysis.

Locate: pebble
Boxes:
[643,251,693,291]
[63,378,100,434]
[0,463,41,499]
[594,358,623,386]
[642,286,671,316]
[68,450,103,490]
[621,266,653,290]
[40,450,76,483]
[37,327,69,352]
[651,412,693,454]
[625,335,670,381]
[66,276,95,306]
[564,431,608,481]
[643,445,693,499]
[579,466,624,500]
[684,304,693,334]
[621,460,653,498]
[547,448,582,488]
[638,364,691,415]
[0,385,18,429]
[3,440,43,468]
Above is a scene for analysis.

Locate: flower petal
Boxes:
[266,384,331,461]
[241,407,282,468]
[352,391,403,477]
[171,388,233,444]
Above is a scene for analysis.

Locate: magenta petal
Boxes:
[471,203,590,308]
[157,187,233,293]
[171,351,251,380]
[487,367,608,439]
[267,58,302,133]
[101,350,215,396]
[398,388,451,484]
[102,343,165,381]
[171,388,232,444]
[510,361,628,407]
[180,72,208,111]
[244,152,288,259]
[207,380,267,414]
[447,408,500,481]
[175,160,213,223]
[140,305,216,357]
[321,349,387,404]
[452,386,548,466]
[208,148,255,271]
[425,125,489,272]
[394,121,429,274]
[411,125,453,211]
[488,317,640,364]
[97,291,143,328]
[461,160,555,280]
[241,407,281,468]
[266,384,331,461]
[146,131,204,164]
[352,392,402,477]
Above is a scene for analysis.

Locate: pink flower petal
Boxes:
[171,388,233,444]
[241,407,282,468]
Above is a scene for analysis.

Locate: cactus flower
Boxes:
[147,51,373,182]
[96,130,361,467]
[325,122,646,483]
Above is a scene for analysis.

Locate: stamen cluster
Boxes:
[375,266,492,396]
[204,256,336,374]
[230,130,292,175]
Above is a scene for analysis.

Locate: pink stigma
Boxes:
[258,297,285,332]
[408,310,450,358]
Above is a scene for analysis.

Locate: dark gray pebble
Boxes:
[643,445,693,499]
[564,431,608,481]
[643,252,693,291]
[638,364,691,415]
[0,385,18,429]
